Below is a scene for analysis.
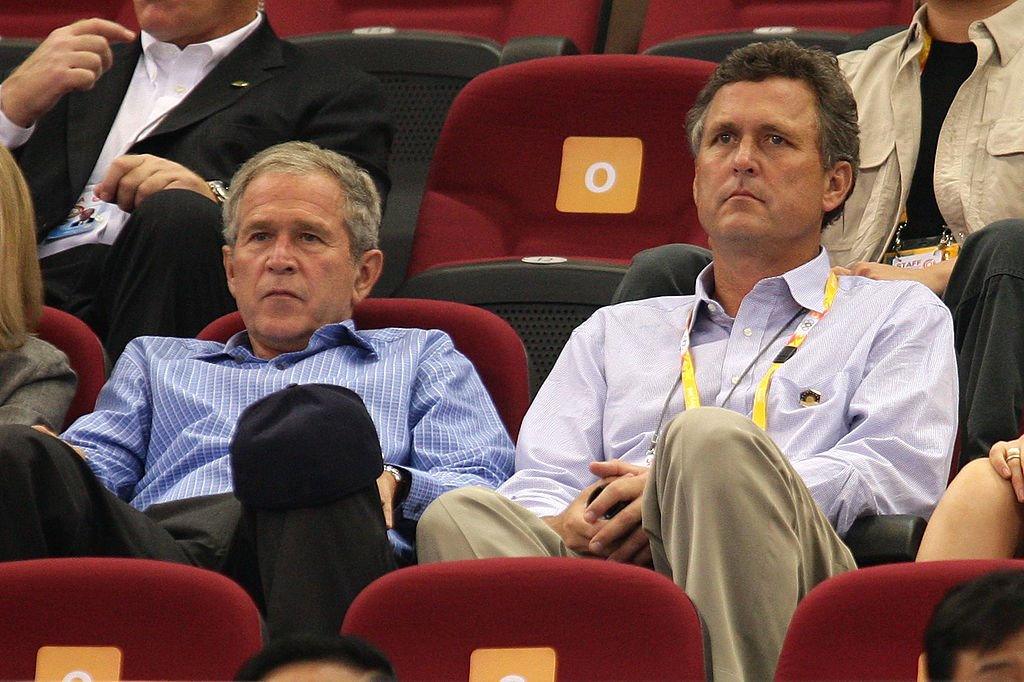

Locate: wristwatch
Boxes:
[383,464,411,503]
[207,180,229,205]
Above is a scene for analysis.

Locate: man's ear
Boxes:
[351,249,384,307]
[222,245,237,298]
[822,160,854,215]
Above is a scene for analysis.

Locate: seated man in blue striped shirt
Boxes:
[0,141,514,639]
[417,42,957,681]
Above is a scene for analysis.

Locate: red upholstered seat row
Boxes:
[639,0,916,53]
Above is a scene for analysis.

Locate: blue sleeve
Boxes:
[397,334,515,523]
[61,340,154,501]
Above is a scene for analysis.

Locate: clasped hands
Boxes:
[544,459,652,566]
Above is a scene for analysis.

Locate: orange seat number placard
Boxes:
[36,646,123,681]
[556,137,643,214]
[469,646,557,682]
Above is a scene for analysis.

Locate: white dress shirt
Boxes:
[500,250,957,536]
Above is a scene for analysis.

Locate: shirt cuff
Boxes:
[0,85,35,148]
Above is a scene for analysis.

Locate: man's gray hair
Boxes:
[685,40,860,228]
[222,141,382,257]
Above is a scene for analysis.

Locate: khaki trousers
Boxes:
[417,407,856,681]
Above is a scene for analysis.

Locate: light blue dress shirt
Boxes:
[63,320,515,558]
[500,250,957,536]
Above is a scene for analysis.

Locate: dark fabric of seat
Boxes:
[644,28,853,61]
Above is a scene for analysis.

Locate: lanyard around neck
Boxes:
[679,271,840,430]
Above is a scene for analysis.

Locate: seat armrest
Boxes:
[844,514,927,567]
[500,35,580,65]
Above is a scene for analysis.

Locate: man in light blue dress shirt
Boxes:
[0,142,513,639]
[417,42,957,681]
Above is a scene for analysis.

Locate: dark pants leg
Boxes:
[611,243,712,304]
[944,219,1024,466]
[0,425,192,563]
[226,391,399,639]
[224,492,397,639]
[0,423,395,640]
[43,189,237,361]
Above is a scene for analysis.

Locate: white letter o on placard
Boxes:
[63,672,94,682]
[584,162,616,194]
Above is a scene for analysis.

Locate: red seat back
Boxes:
[406,54,716,279]
[343,558,708,680]
[0,558,262,680]
[638,0,915,52]
[0,1,137,39]
[265,0,608,52]
[775,559,1024,681]
[36,306,107,429]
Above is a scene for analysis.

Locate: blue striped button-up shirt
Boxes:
[501,250,957,536]
[64,320,515,559]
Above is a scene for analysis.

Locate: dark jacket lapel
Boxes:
[144,20,286,140]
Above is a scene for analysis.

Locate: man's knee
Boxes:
[418,486,496,540]
[122,189,224,252]
[960,219,1024,275]
[415,485,503,557]
[230,385,384,511]
[0,424,75,472]
[658,407,774,490]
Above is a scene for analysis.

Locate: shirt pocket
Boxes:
[986,118,1024,157]
[974,118,1024,227]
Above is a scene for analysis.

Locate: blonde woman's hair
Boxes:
[0,146,43,351]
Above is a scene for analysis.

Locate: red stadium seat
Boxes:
[266,0,611,52]
[343,557,708,680]
[395,54,715,391]
[775,559,1024,681]
[0,558,262,680]
[197,298,530,441]
[0,1,136,39]
[36,306,108,428]
[638,0,915,53]
[403,54,714,277]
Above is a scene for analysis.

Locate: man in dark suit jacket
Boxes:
[0,0,391,358]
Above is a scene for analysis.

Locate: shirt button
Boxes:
[731,376,740,385]
[175,84,185,93]
[743,328,753,337]
[274,362,286,370]
[708,303,718,312]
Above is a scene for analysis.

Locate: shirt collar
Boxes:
[693,248,833,318]
[901,1,1024,68]
[140,11,262,81]
[897,7,929,70]
[970,0,1024,67]
[196,319,378,363]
